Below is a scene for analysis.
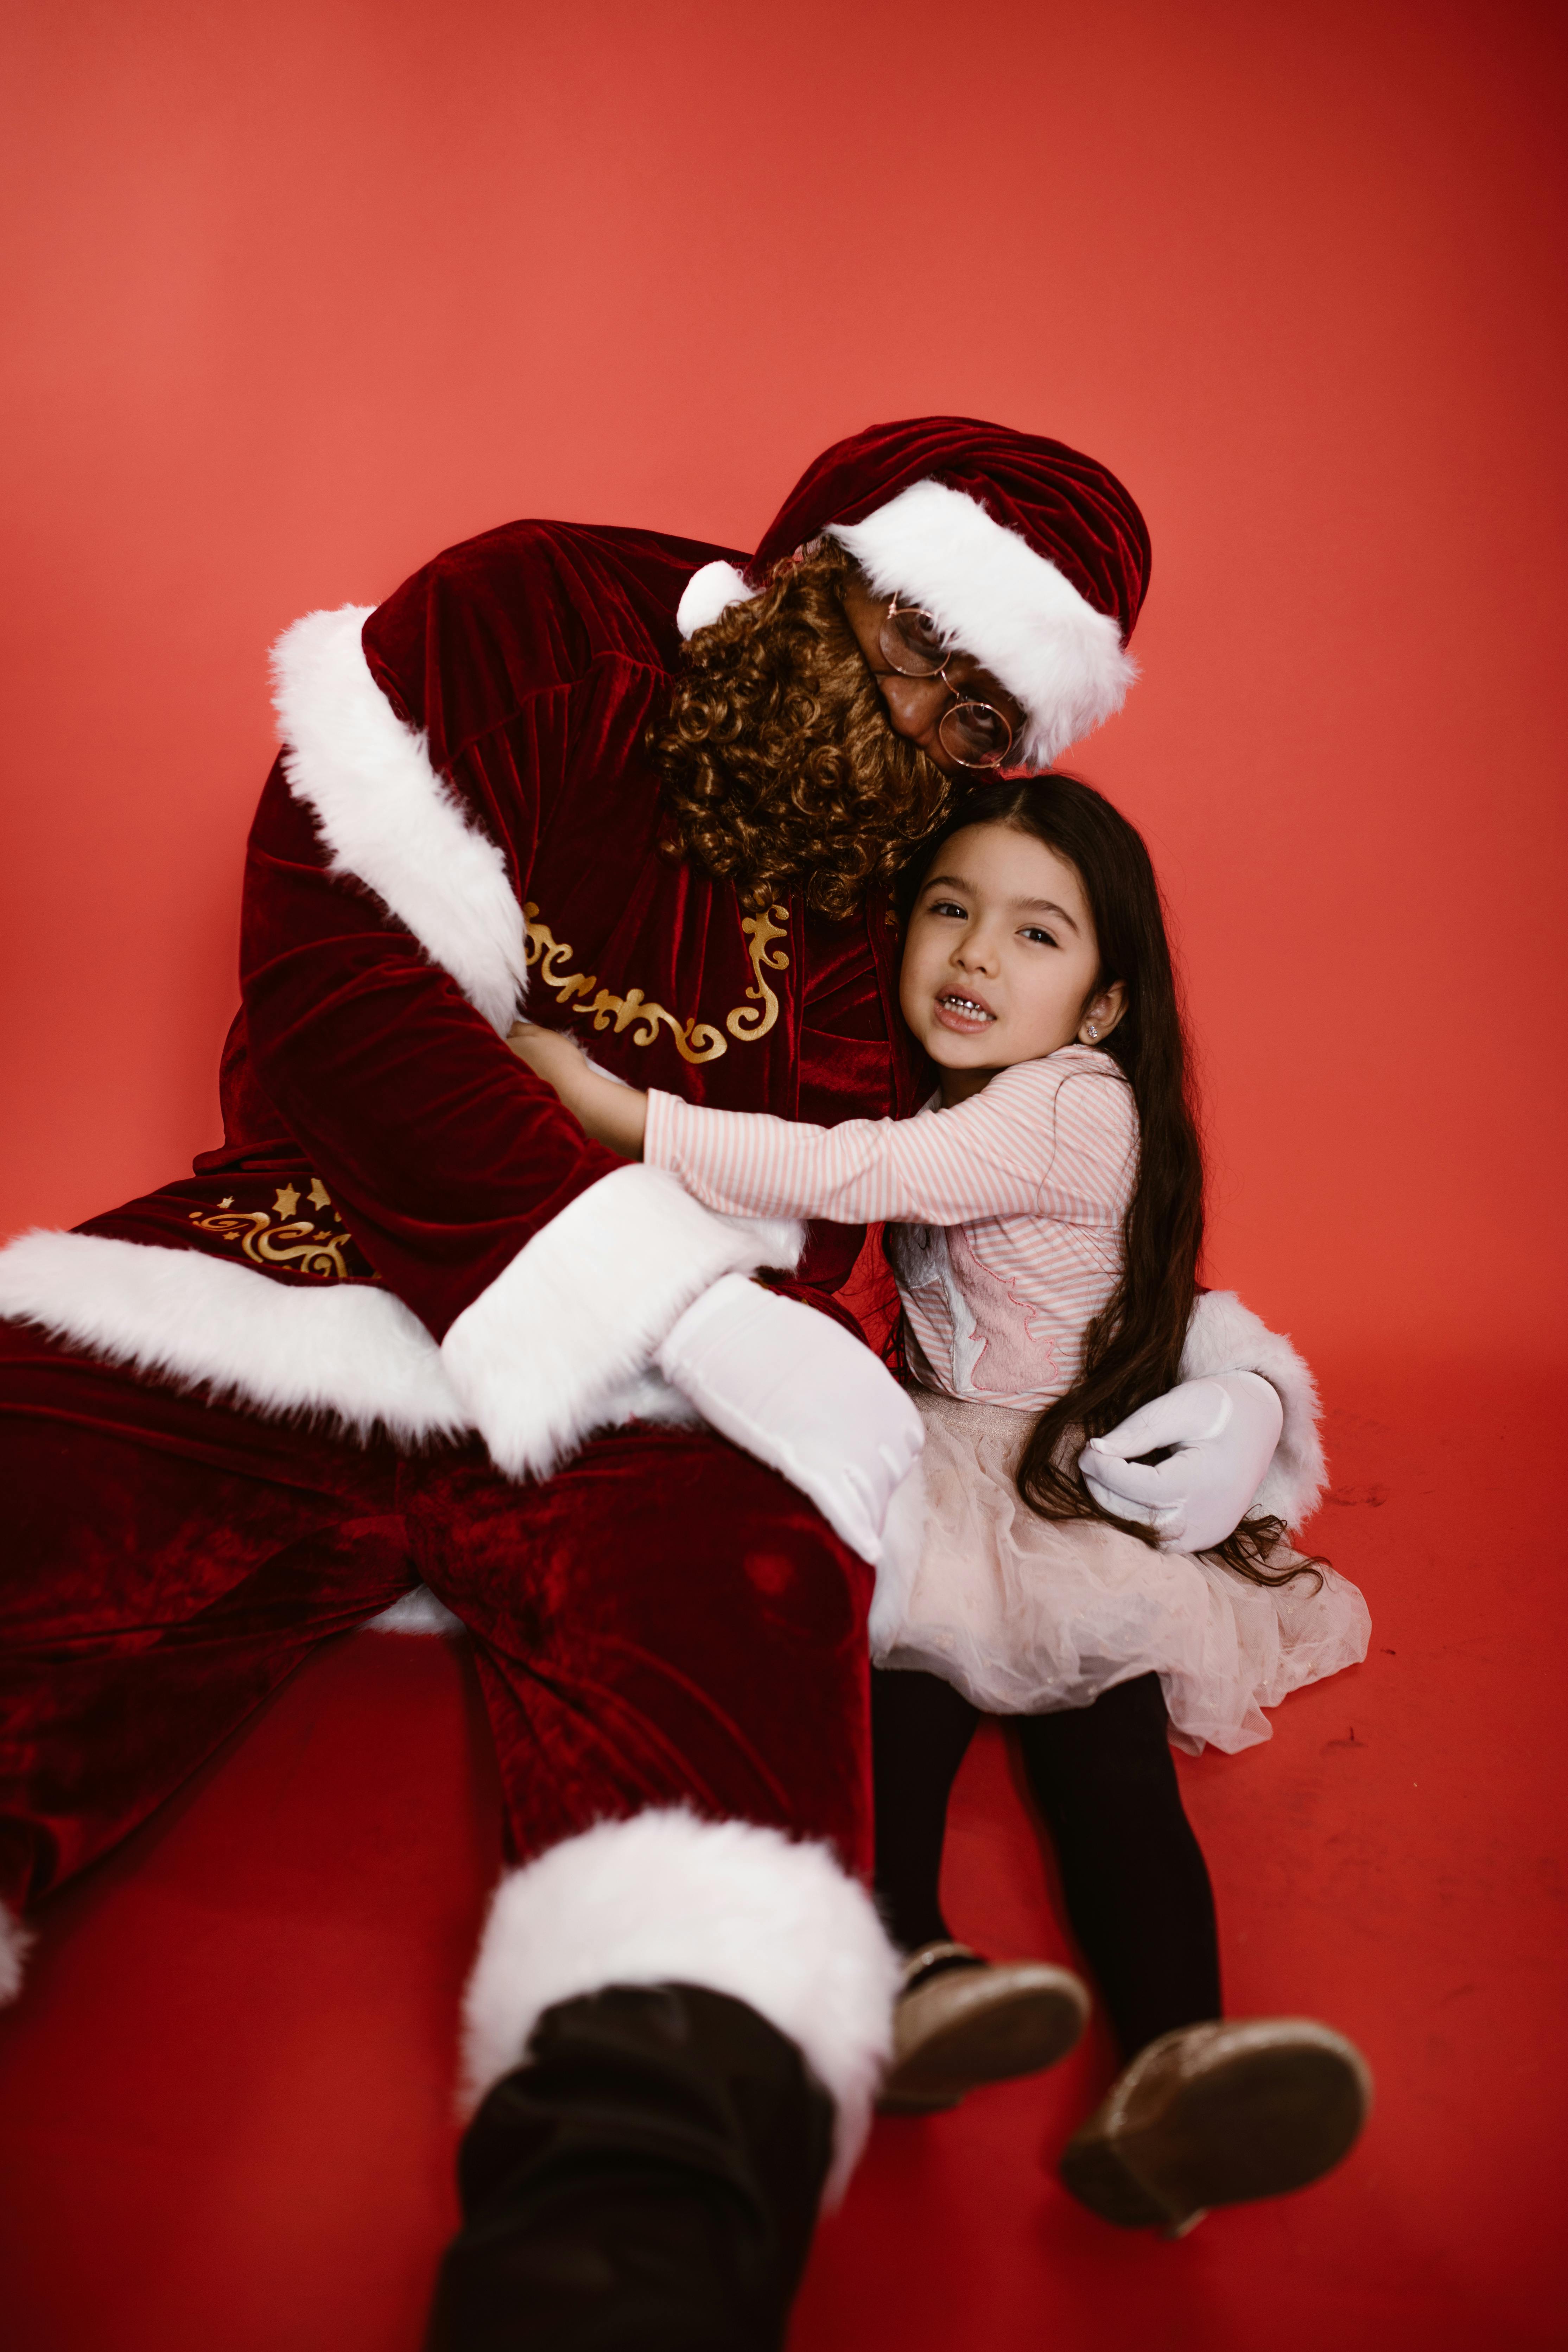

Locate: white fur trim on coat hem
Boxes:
[0,1903,32,2007]
[830,479,1137,769]
[0,1229,472,1446]
[1181,1290,1325,1528]
[440,1164,801,1481]
[270,605,528,1035]
[0,1226,704,1466]
[676,560,757,638]
[461,1810,900,2201]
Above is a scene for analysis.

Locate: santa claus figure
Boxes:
[0,419,1334,2345]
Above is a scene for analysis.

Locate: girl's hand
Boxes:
[507,1021,648,1159]
[508,1020,592,1096]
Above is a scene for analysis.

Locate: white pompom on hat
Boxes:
[675,559,755,638]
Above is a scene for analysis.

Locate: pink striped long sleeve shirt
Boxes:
[644,1043,1139,1410]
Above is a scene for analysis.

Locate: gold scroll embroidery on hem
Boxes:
[188,1178,353,1280]
[521,902,789,1065]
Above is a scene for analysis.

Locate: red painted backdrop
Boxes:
[2,0,1564,1366]
[4,9,1567,2352]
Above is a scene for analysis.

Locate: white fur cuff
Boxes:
[1181,1290,1326,1528]
[440,1164,801,1482]
[461,1810,900,2201]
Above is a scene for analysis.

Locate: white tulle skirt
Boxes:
[870,1390,1370,1755]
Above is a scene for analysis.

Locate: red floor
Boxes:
[2,1354,1564,2351]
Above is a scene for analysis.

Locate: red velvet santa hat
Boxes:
[676,416,1152,770]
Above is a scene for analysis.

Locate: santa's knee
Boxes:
[657,1443,877,1657]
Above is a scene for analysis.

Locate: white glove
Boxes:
[655,1273,924,1565]
[1078,1371,1284,1553]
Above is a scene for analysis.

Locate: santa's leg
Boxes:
[433,1983,829,2351]
[0,1318,417,1982]
[409,1418,900,2349]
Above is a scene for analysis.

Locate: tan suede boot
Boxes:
[879,1942,1090,2115]
[1060,2017,1372,2233]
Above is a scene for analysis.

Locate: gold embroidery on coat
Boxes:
[521,902,789,1065]
[728,910,790,1041]
[188,1177,352,1280]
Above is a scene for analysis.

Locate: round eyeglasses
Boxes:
[878,597,1018,769]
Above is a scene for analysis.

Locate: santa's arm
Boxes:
[248,583,919,1544]
[248,594,803,1483]
[1079,1293,1324,1547]
[635,1079,1321,1541]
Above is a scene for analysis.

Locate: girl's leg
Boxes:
[871,1668,1090,2113]
[1022,1676,1370,2234]
[870,1666,980,1951]
[1012,1671,1221,2061]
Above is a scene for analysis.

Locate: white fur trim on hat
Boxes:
[830,478,1137,768]
[676,560,758,640]
[1180,1289,1326,1529]
[270,605,529,1035]
[460,1809,900,2202]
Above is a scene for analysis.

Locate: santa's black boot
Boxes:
[424,1982,835,2352]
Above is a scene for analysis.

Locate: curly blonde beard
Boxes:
[648,541,952,923]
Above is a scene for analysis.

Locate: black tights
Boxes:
[872,1667,1222,2062]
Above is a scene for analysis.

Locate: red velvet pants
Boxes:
[0,1321,875,1922]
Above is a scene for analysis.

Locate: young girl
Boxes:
[512,776,1372,2233]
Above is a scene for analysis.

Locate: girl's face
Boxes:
[899,821,1126,1103]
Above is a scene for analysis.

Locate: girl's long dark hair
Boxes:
[896,776,1316,1590]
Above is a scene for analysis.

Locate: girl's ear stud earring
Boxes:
[1085,1023,1099,1040]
